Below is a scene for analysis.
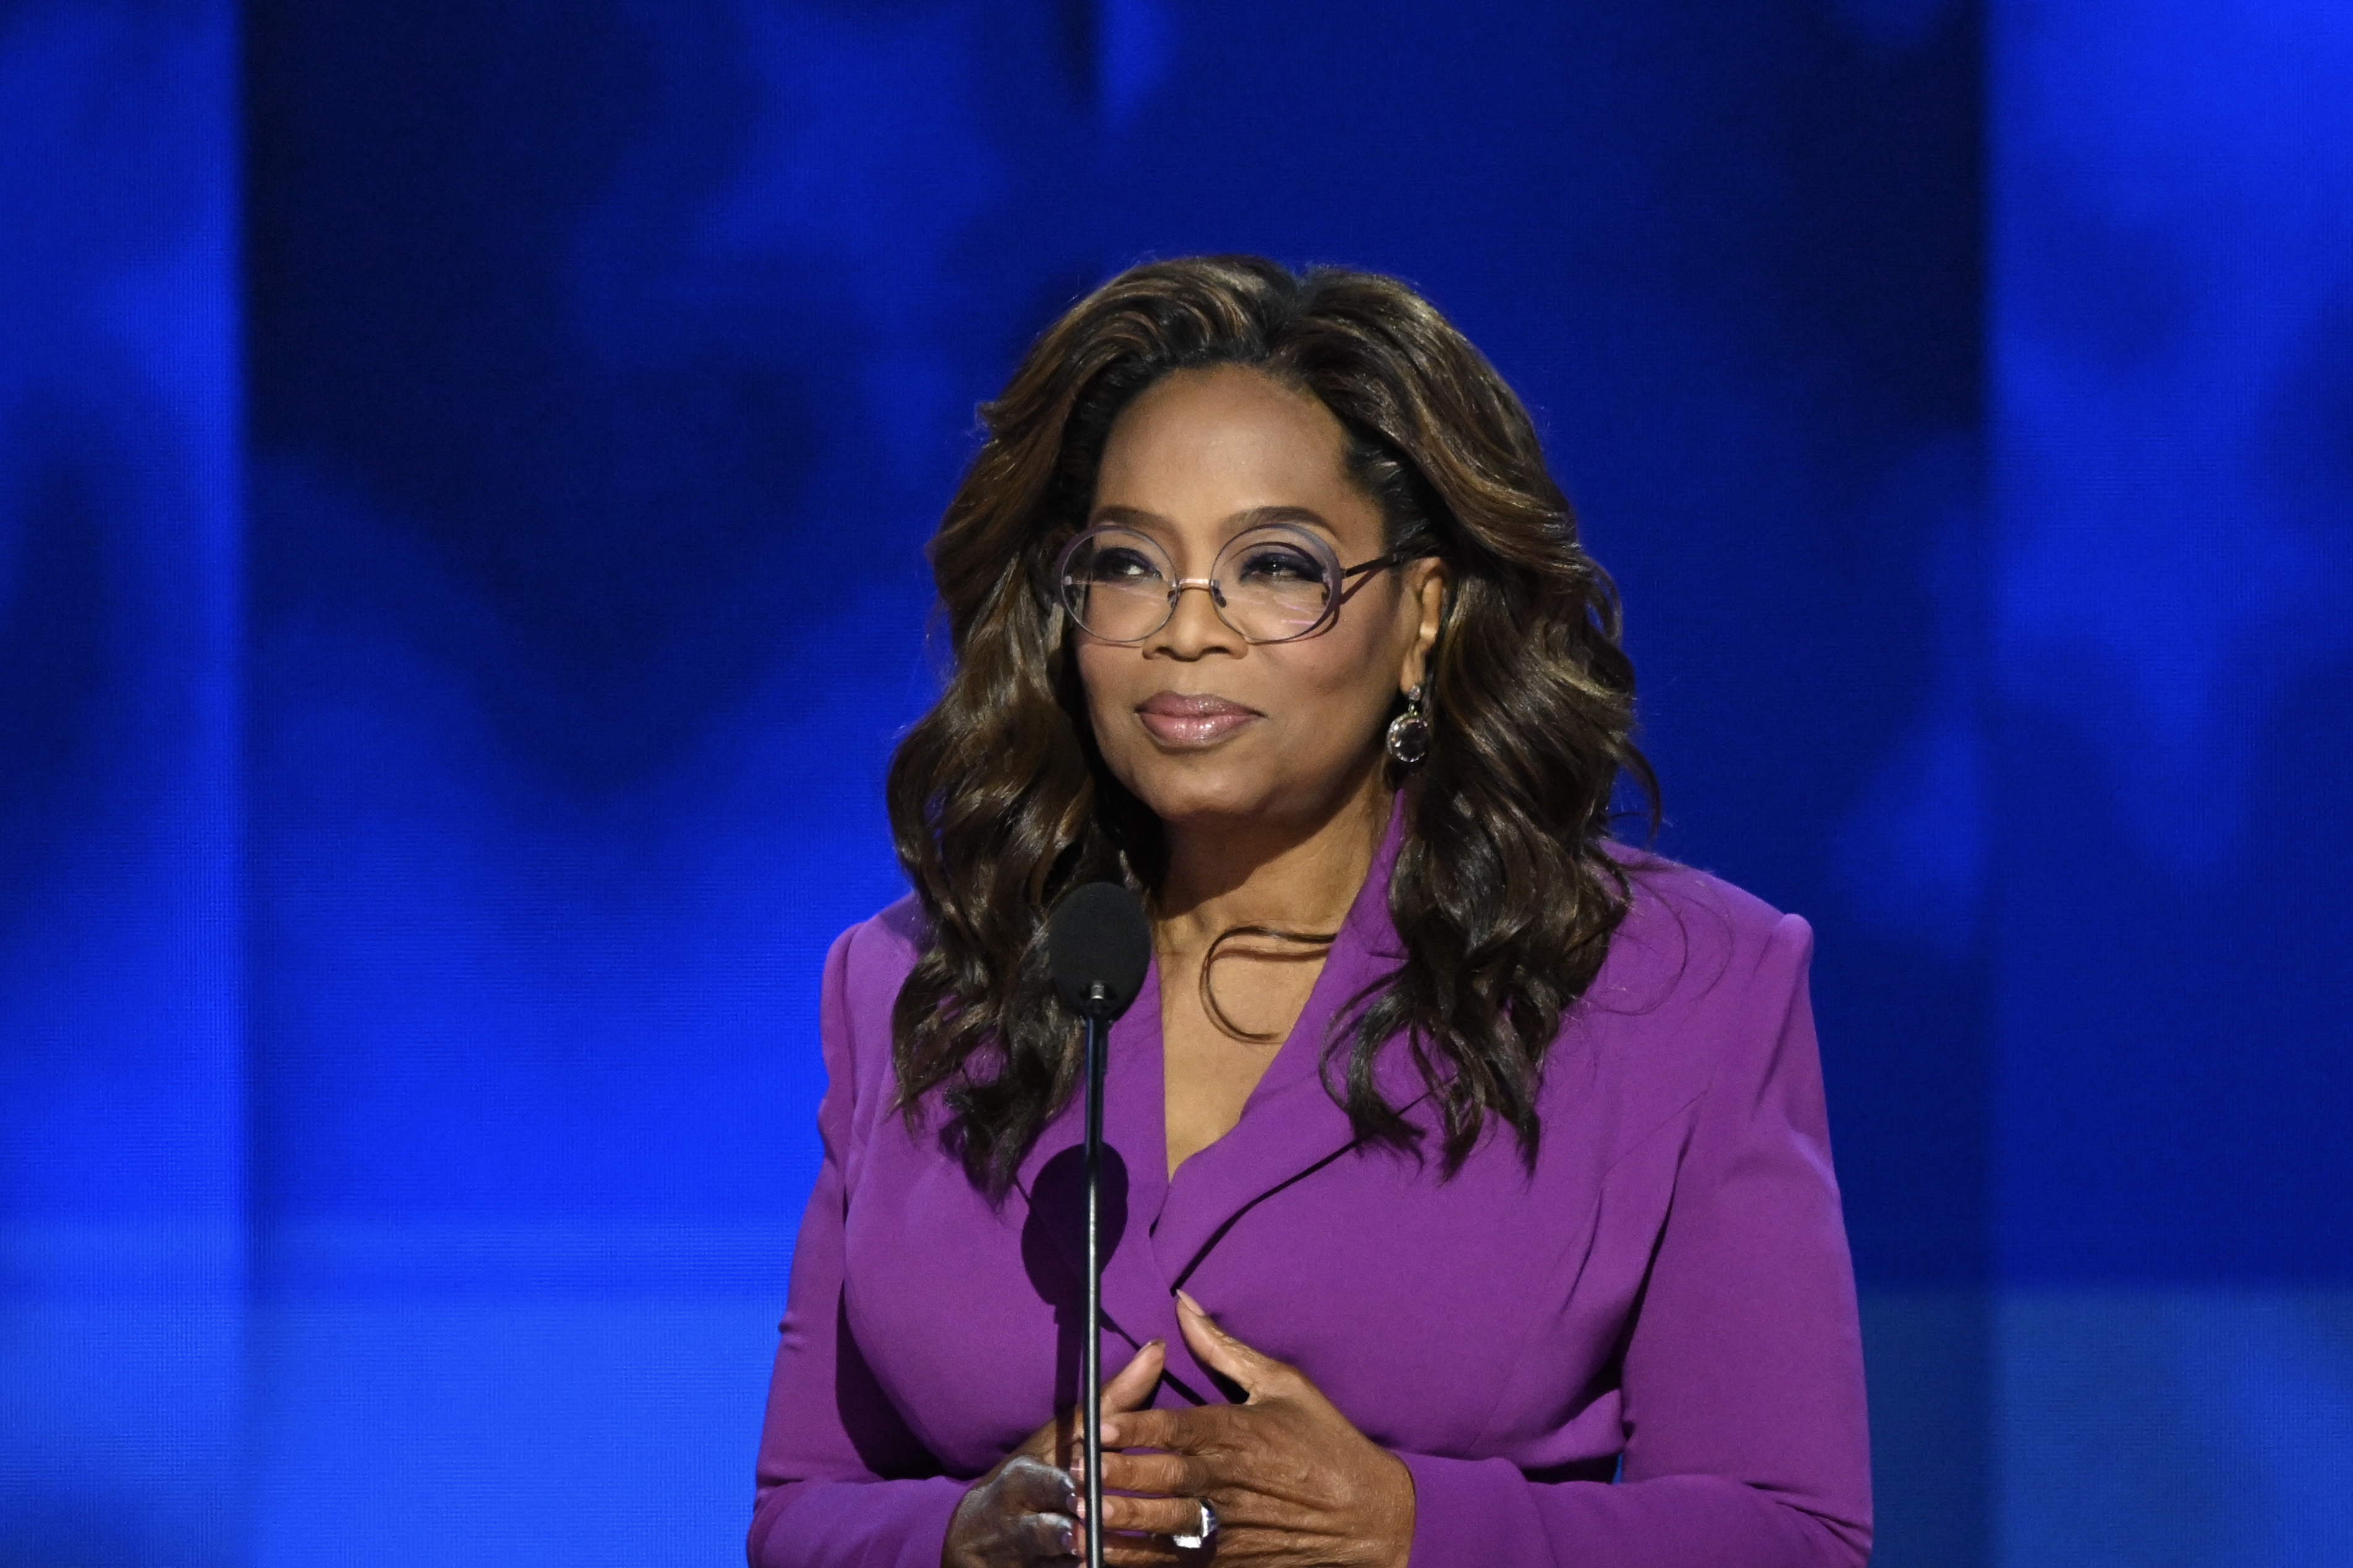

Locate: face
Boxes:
[1073,365,1446,839]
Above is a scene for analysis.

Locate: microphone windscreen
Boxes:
[1047,881,1152,1020]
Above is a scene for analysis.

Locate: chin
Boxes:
[1118,763,1277,830]
[1132,785,1268,831]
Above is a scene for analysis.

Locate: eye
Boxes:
[1081,545,1165,585]
[1232,543,1329,588]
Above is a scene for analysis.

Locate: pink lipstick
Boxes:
[1136,691,1260,747]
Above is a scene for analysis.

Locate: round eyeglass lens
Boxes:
[1056,523,1345,644]
[1214,526,1337,642]
[1059,527,1174,643]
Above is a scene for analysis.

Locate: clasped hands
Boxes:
[943,1292,1414,1568]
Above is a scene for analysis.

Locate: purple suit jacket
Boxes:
[751,822,1873,1568]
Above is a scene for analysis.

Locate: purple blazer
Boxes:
[751,820,1873,1568]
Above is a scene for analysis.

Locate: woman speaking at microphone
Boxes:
[749,257,1871,1568]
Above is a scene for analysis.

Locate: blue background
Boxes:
[3,1,2348,1563]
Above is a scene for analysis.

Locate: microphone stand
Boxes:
[1079,988,1110,1568]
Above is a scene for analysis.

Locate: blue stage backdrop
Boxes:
[2,2,2347,1564]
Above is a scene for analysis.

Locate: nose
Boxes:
[1153,577,1242,658]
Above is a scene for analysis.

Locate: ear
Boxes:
[1398,557,1449,693]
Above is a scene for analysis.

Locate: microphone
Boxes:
[1049,881,1151,1020]
[1045,881,1149,1568]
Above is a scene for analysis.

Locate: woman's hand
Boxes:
[1091,1293,1414,1568]
[943,1339,1168,1568]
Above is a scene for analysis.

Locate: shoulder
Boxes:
[813,892,931,1124]
[1551,842,1815,1117]
[1595,840,1813,1007]
[825,891,931,1014]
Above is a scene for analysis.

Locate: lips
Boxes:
[1136,691,1261,747]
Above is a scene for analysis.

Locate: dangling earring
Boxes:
[1385,682,1430,766]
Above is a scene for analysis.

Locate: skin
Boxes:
[942,365,1444,1568]
[944,1341,1168,1568]
[1081,365,1445,1179]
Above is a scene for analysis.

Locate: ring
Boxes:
[1169,1498,1217,1551]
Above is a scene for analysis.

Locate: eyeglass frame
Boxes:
[1050,520,1436,646]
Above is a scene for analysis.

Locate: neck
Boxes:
[1152,761,1391,956]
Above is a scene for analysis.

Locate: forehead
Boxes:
[1091,366,1377,546]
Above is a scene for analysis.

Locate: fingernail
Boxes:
[1175,1290,1201,1313]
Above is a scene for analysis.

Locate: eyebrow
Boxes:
[1087,504,1340,541]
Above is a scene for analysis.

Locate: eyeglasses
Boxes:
[1053,522,1421,646]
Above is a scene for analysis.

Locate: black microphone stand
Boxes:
[1047,882,1147,1568]
[1079,986,1111,1568]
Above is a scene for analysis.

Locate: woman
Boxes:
[750,257,1871,1568]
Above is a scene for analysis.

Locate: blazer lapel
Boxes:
[1149,808,1411,1294]
[1014,957,1180,1366]
[1015,800,1419,1407]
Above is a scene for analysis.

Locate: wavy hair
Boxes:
[886,256,1657,1197]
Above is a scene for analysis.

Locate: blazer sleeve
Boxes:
[747,923,970,1568]
[1394,913,1874,1568]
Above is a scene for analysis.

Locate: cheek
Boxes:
[1073,645,1151,774]
[1280,621,1402,708]
[1246,637,1403,763]
[1073,644,1130,723]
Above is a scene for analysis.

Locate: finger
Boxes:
[1008,1507,1079,1561]
[1100,1536,1189,1568]
[1100,1338,1166,1416]
[1057,1340,1168,1477]
[1097,1404,1215,1454]
[1094,1447,1202,1499]
[1101,1490,1217,1538]
[1173,1290,1291,1401]
[998,1455,1079,1517]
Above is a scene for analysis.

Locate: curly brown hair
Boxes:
[886,256,1657,1197]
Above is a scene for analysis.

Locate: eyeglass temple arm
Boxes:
[1338,545,1434,580]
